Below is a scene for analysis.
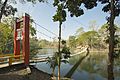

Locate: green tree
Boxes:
[98,23,120,52]
[38,39,50,48]
[68,36,76,48]
[77,31,99,49]
[98,23,109,48]
[0,23,13,53]
[53,0,120,79]
[30,37,41,59]
[99,23,109,36]
[61,40,71,59]
[53,1,66,79]
[0,15,37,57]
[75,27,84,37]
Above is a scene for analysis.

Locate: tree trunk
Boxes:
[108,0,115,80]
[0,0,8,22]
[58,22,62,80]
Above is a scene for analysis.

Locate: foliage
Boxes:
[61,46,71,59]
[0,23,13,53]
[98,24,109,35]
[30,19,36,37]
[76,31,99,48]
[53,1,67,79]
[68,23,119,50]
[24,0,47,3]
[99,0,120,17]
[38,39,50,48]
[53,1,66,23]
[75,27,84,36]
[53,0,120,79]
[98,23,120,58]
[46,52,58,77]
[0,0,48,22]
[98,24,109,46]
[68,36,76,48]
[61,40,66,45]
[0,0,17,22]
[30,25,36,36]
[61,40,71,59]
[114,34,120,58]
[53,0,120,18]
[30,37,41,59]
[46,51,69,77]
[2,15,15,27]
[46,40,70,78]
[0,16,38,58]
[53,0,96,17]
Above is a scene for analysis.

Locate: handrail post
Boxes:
[9,57,12,66]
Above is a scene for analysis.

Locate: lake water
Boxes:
[31,49,120,80]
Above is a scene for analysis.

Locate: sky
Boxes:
[14,1,120,41]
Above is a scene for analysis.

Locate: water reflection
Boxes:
[36,48,57,58]
[33,49,120,80]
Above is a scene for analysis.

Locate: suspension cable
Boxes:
[33,20,58,37]
[36,30,53,39]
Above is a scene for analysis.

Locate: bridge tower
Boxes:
[14,13,30,66]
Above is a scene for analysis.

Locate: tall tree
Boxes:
[53,0,120,80]
[53,1,66,80]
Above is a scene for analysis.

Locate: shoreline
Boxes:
[0,63,51,80]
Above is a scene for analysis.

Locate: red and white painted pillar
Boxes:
[14,18,20,58]
[14,13,30,66]
[22,13,30,66]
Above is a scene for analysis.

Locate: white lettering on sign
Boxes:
[16,28,23,40]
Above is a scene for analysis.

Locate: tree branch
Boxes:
[0,0,8,22]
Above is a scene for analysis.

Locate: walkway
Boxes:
[70,47,87,57]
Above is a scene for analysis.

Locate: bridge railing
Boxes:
[0,55,24,67]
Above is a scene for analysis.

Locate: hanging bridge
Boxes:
[70,47,88,57]
[0,47,88,68]
[0,13,89,69]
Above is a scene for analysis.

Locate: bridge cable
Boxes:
[33,20,58,37]
[36,30,53,39]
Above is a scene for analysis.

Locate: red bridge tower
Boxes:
[14,13,30,66]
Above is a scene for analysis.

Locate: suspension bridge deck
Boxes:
[0,56,48,68]
[0,47,88,68]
